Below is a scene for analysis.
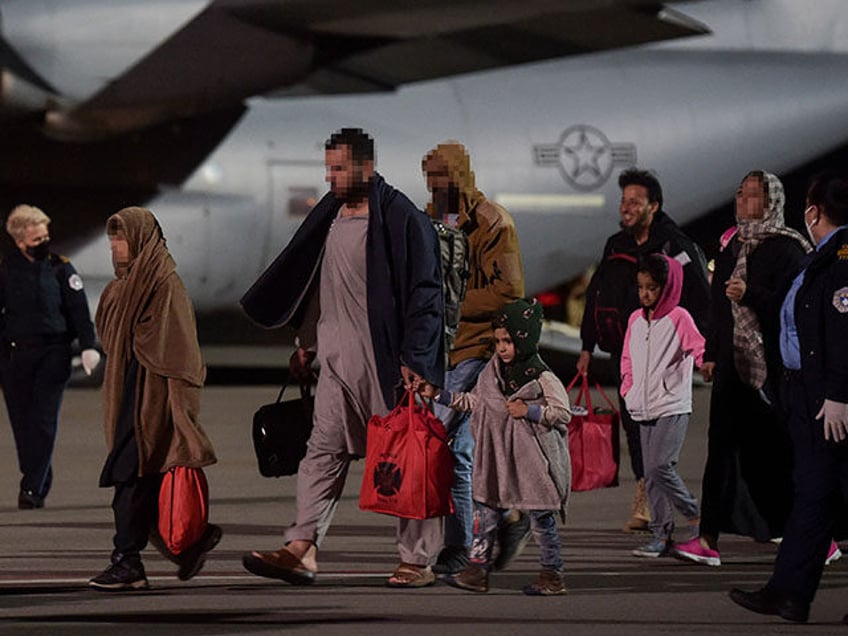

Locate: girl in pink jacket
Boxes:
[621,253,705,558]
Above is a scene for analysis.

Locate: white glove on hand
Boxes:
[81,349,101,376]
[818,399,848,442]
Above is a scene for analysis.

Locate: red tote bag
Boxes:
[158,466,209,555]
[566,373,619,492]
[360,391,454,520]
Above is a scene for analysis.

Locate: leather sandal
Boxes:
[386,563,436,588]
[242,546,316,585]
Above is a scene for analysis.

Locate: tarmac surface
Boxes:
[1,381,847,635]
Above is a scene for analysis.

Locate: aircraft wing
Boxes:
[7,0,708,139]
[278,1,710,95]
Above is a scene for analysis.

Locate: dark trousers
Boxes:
[111,474,162,559]
[99,358,162,561]
[768,372,848,605]
[611,353,643,481]
[0,344,70,496]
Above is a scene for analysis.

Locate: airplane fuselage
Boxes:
[3,0,848,320]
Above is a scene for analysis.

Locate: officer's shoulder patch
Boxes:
[833,287,848,313]
[56,254,70,264]
[68,273,84,291]
[838,244,848,260]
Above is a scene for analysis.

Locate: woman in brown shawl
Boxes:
[89,207,219,591]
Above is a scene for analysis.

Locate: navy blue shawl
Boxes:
[241,173,444,408]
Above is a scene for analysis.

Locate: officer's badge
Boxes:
[838,244,848,260]
[833,287,848,313]
[68,274,84,291]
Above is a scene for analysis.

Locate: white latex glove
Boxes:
[81,349,101,376]
[817,399,848,442]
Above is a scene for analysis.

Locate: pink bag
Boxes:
[566,374,619,492]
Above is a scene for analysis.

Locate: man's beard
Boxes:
[620,210,651,236]
[432,184,460,218]
[343,179,370,206]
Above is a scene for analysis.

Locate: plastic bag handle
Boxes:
[405,389,437,420]
[275,380,312,404]
[567,372,594,413]
[382,389,432,423]
[594,383,618,413]
[566,372,618,414]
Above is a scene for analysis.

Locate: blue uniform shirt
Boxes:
[780,226,848,369]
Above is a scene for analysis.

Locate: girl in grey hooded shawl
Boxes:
[428,298,571,595]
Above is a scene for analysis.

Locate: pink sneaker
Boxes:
[673,537,721,567]
[826,540,842,566]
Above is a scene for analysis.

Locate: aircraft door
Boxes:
[265,159,326,262]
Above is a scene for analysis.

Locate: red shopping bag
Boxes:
[360,390,454,520]
[158,466,209,555]
[567,373,618,492]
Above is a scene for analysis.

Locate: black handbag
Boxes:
[252,383,314,477]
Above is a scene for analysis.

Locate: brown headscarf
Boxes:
[422,141,485,224]
[96,207,205,450]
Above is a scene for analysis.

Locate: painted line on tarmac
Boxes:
[0,571,392,586]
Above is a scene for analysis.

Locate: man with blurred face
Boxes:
[325,143,372,205]
[422,141,526,576]
[241,128,445,588]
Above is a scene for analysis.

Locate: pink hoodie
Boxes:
[620,255,705,421]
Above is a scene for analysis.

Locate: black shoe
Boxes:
[493,511,532,571]
[89,557,149,591]
[18,490,44,510]
[728,587,809,623]
[177,524,223,581]
[433,545,470,576]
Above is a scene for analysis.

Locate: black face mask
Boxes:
[25,240,50,261]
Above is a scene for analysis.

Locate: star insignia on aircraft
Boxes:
[533,125,637,191]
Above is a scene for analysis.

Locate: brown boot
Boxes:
[523,569,567,596]
[622,479,651,533]
[448,564,489,593]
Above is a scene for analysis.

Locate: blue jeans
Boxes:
[433,357,488,549]
[470,503,564,571]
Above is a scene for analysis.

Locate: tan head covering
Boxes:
[422,141,485,224]
[96,207,205,449]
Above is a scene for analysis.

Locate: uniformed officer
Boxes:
[729,172,848,623]
[0,204,100,509]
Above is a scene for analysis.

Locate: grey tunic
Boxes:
[315,214,385,456]
[450,360,572,512]
[288,212,444,563]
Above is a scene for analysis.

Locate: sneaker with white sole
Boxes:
[89,555,149,591]
[826,540,842,566]
[632,538,670,558]
[673,537,721,567]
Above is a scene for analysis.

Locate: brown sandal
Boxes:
[242,546,316,585]
[386,563,436,588]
